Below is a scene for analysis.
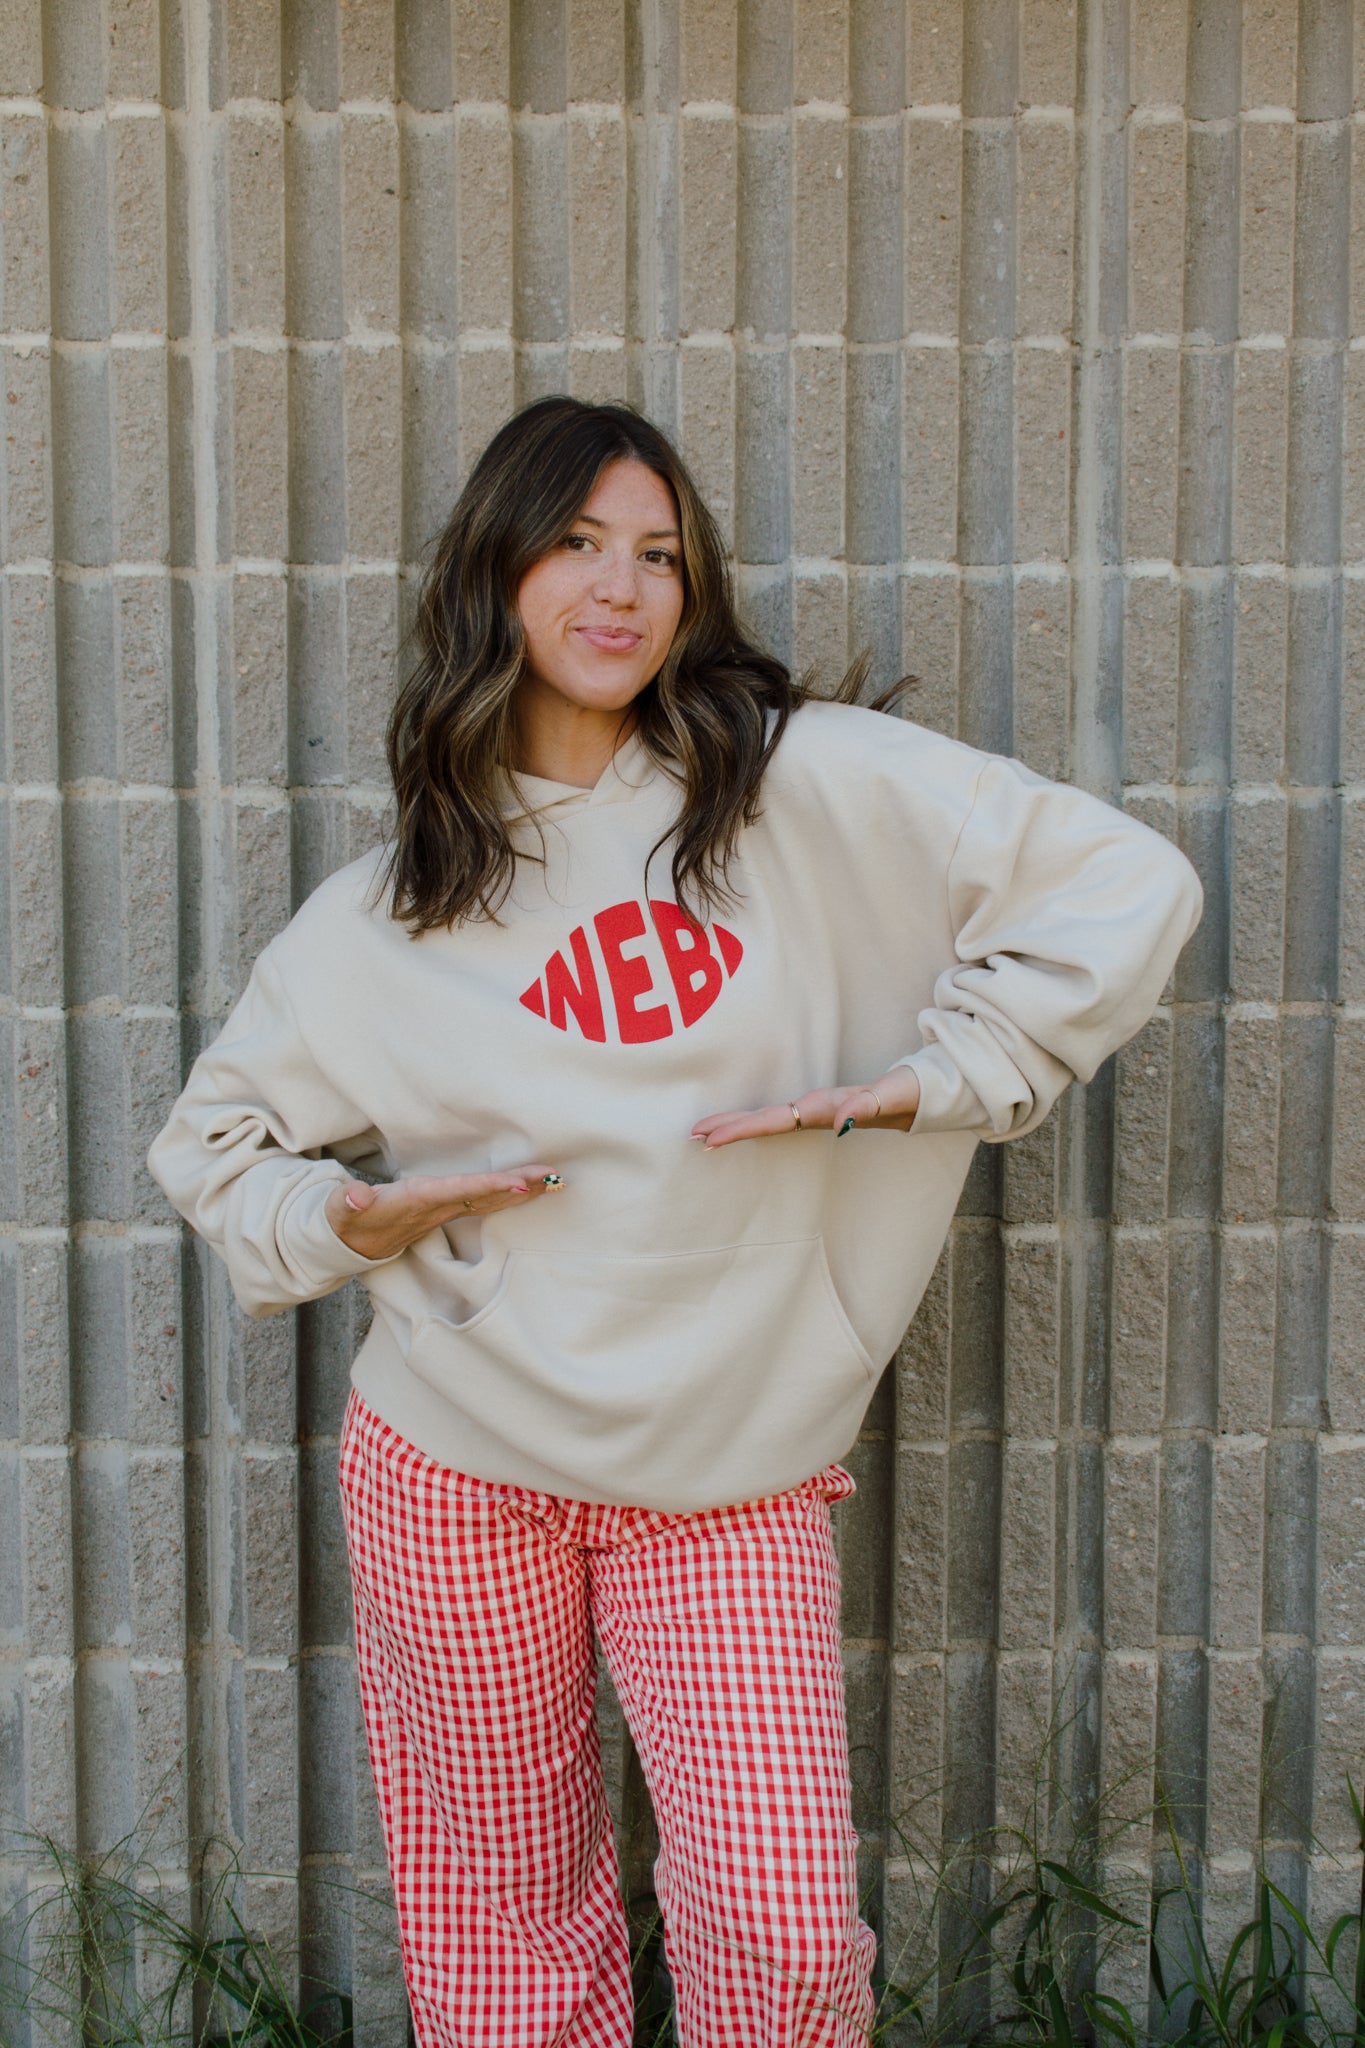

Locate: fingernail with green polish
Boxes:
[837,1118,856,1138]
[541,1173,564,1190]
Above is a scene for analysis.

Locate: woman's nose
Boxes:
[592,551,639,603]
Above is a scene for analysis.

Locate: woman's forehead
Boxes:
[576,458,680,529]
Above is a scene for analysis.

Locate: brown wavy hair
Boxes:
[384,395,903,931]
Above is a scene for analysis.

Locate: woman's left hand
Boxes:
[690,1067,921,1149]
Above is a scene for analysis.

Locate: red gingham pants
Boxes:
[338,1391,878,2048]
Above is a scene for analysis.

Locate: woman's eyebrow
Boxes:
[574,514,682,538]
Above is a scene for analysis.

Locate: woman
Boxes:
[148,396,1202,2048]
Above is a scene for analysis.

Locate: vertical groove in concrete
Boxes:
[4,0,1360,2031]
[45,0,119,1877]
[1059,0,1124,1928]
[1071,0,1123,803]
[845,0,906,1949]
[178,0,236,1949]
[734,0,794,661]
[1149,0,1237,1946]
[935,0,1018,2011]
[1257,0,1350,1929]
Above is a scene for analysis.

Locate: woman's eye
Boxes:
[562,532,593,551]
[643,548,678,568]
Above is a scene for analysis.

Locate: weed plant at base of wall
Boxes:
[1,1783,1362,2048]
[863,1777,1365,2048]
[0,1832,367,2048]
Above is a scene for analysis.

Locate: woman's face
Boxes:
[515,458,685,722]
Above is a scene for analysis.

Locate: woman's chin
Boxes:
[529,672,652,717]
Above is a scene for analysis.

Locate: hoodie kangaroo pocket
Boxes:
[404,1236,877,1498]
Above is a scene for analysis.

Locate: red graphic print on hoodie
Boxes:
[518,899,744,1043]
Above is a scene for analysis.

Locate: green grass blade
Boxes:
[1038,1863,1141,1929]
[1083,1991,1141,2048]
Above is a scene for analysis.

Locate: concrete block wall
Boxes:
[2,0,1362,2030]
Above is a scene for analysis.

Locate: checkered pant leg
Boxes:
[590,1498,878,2045]
[341,1403,634,2048]
[339,1392,877,2048]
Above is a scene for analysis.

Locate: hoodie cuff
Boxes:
[281,1173,402,1292]
[888,1046,994,1136]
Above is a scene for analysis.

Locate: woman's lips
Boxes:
[574,626,642,652]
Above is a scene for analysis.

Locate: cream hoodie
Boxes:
[148,702,1202,1510]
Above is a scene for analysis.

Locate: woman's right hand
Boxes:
[324,1166,563,1263]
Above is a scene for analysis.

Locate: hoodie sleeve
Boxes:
[890,755,1203,1141]
[146,945,400,1318]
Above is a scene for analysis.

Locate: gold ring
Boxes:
[463,1198,476,1211]
[862,1087,884,1118]
[788,1102,802,1129]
